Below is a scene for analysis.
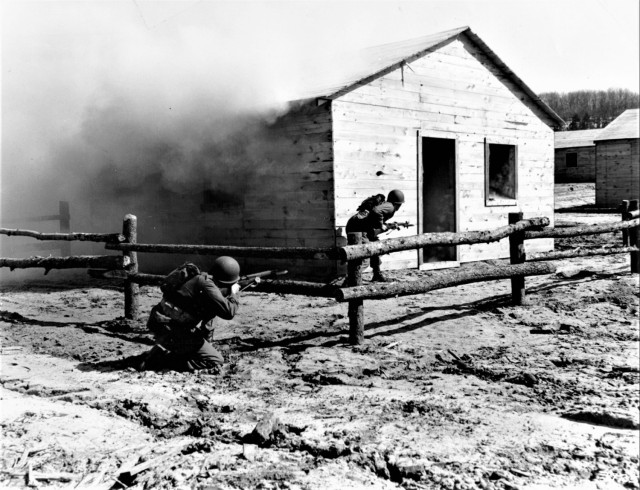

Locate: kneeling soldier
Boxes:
[140,256,241,372]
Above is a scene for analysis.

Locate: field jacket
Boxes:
[148,273,239,351]
[346,201,397,239]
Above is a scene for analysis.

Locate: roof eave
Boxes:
[325,27,469,101]
[460,29,565,129]
[324,27,565,129]
[594,136,640,142]
[555,144,596,149]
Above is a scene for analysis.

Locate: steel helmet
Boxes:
[387,189,405,204]
[211,256,240,285]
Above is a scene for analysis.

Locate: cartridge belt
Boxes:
[159,299,198,326]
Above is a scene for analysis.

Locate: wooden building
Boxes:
[594,109,640,208]
[554,129,602,183]
[168,26,564,278]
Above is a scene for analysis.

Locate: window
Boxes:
[485,140,517,206]
[566,152,577,168]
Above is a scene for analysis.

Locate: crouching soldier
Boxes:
[139,256,241,372]
[346,189,405,282]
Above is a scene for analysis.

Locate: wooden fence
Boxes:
[1,201,71,256]
[1,200,639,345]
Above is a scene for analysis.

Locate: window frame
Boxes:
[484,138,518,207]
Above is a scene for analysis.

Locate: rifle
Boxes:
[384,221,415,231]
[237,270,289,291]
[138,270,287,371]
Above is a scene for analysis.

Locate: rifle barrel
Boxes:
[240,269,288,281]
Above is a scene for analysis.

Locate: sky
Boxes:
[1,0,639,240]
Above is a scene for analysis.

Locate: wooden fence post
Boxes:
[59,201,71,257]
[508,212,525,305]
[123,214,139,320]
[621,200,630,246]
[347,232,364,345]
[629,200,639,274]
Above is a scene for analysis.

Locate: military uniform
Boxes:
[346,201,398,277]
[144,273,239,372]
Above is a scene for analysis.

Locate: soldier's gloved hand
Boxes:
[231,283,240,295]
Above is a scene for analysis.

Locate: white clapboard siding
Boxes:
[595,138,640,207]
[333,37,554,270]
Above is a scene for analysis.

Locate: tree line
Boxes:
[539,88,639,130]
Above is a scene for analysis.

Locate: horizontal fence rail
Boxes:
[527,246,639,262]
[0,255,128,273]
[2,199,638,343]
[336,261,557,302]
[0,228,125,243]
[524,218,640,240]
[339,217,550,261]
[1,201,72,256]
[105,242,340,260]
[116,272,339,298]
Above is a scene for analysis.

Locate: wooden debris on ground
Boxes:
[248,412,283,447]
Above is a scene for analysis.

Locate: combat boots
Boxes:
[138,344,169,371]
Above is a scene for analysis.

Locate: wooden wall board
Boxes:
[331,35,555,269]
[348,81,542,120]
[191,101,340,278]
[595,139,639,207]
[172,33,557,279]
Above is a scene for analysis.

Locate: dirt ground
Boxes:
[1,184,638,490]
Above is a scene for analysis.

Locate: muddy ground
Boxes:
[1,184,638,490]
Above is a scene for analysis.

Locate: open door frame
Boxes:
[416,128,460,270]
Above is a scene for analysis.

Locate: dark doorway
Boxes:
[421,137,456,264]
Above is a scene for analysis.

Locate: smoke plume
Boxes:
[1,2,359,261]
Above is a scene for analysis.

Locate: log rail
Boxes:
[527,246,639,262]
[339,217,550,261]
[105,242,340,260]
[524,218,639,239]
[103,272,339,298]
[336,261,557,302]
[1,199,638,340]
[0,255,128,274]
[0,228,125,243]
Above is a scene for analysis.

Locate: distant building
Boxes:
[594,109,640,207]
[554,129,602,183]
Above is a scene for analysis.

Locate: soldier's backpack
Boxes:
[355,194,385,218]
[357,193,385,212]
[160,262,201,296]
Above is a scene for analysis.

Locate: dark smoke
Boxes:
[0,1,377,280]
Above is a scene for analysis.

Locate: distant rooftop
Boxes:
[554,129,603,149]
[594,108,640,141]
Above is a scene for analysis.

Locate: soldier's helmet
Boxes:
[211,256,240,285]
[387,189,405,204]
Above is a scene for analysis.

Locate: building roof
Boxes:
[594,108,640,141]
[297,26,564,128]
[554,129,603,149]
